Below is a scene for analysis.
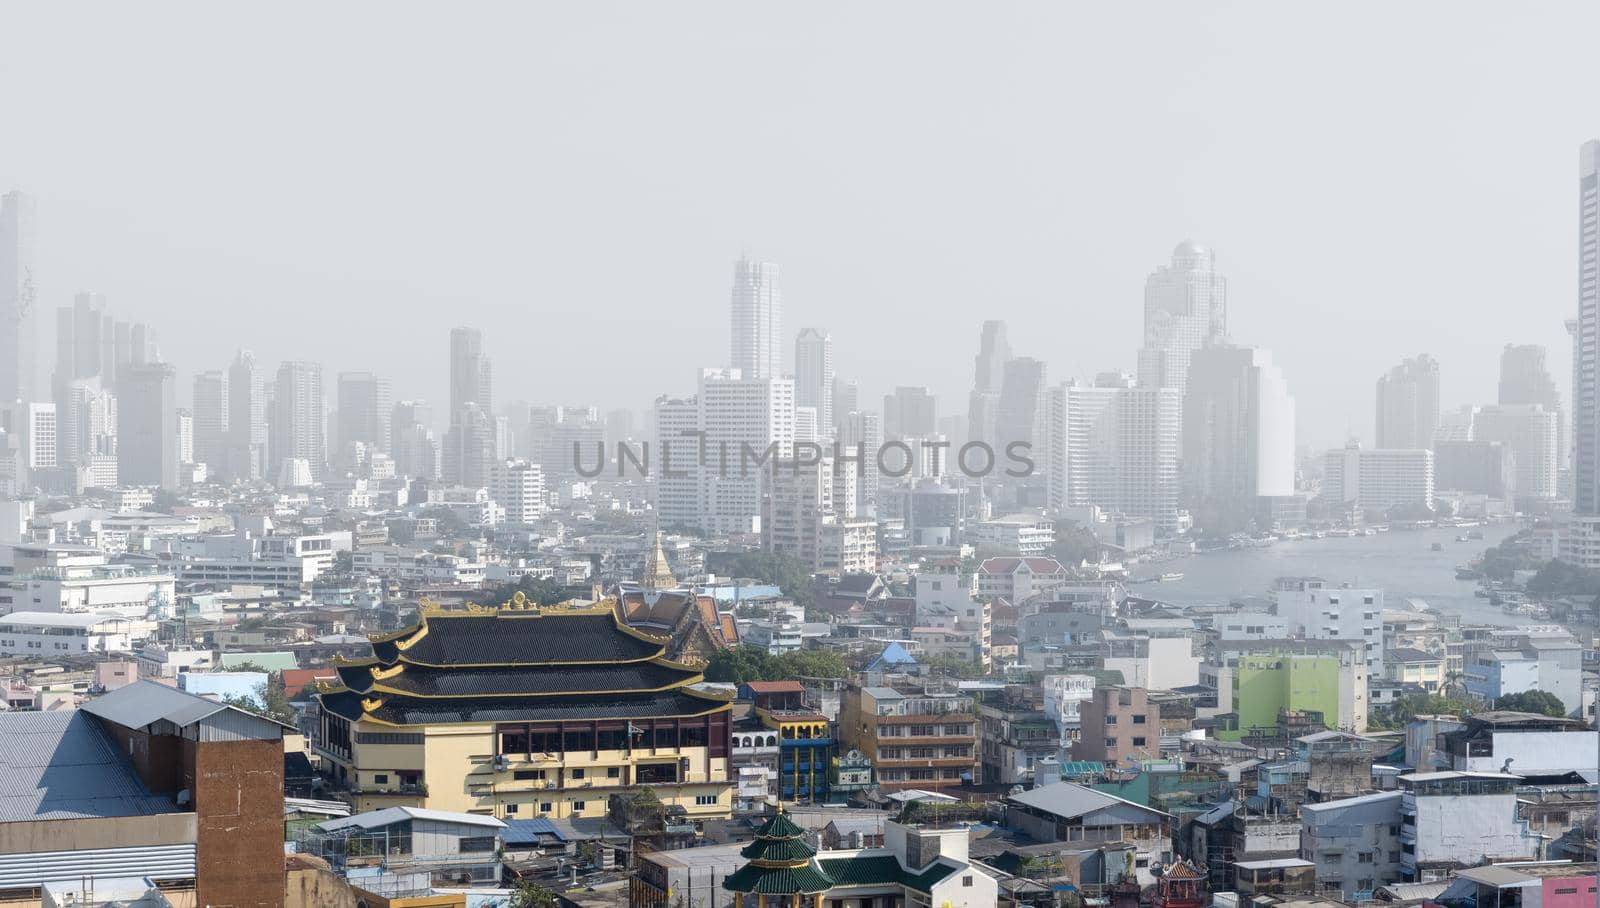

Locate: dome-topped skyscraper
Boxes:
[1137,241,1228,399]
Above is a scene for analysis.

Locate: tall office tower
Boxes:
[390,400,434,453]
[192,371,229,473]
[832,377,858,433]
[1499,344,1567,470]
[449,326,492,416]
[545,408,605,481]
[794,406,819,444]
[838,408,883,517]
[20,402,57,471]
[1136,241,1227,396]
[53,293,107,409]
[117,363,178,490]
[442,403,495,488]
[490,460,546,525]
[1475,404,1559,502]
[226,351,267,482]
[175,408,194,466]
[967,320,1011,447]
[883,386,937,440]
[391,400,439,480]
[336,372,393,454]
[652,395,701,529]
[794,328,834,434]
[695,369,795,533]
[269,361,326,483]
[605,408,636,451]
[996,357,1049,454]
[1182,344,1296,509]
[1045,374,1182,533]
[730,257,782,380]
[60,378,117,471]
[1577,141,1600,515]
[0,192,37,405]
[1375,354,1441,449]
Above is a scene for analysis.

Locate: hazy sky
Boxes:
[2,2,1595,447]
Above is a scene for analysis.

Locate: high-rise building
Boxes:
[731,257,782,380]
[491,459,546,525]
[1577,140,1600,515]
[794,328,834,434]
[226,350,267,482]
[1045,375,1182,533]
[117,363,178,490]
[449,326,492,417]
[882,386,937,440]
[838,409,882,517]
[0,192,37,406]
[832,377,858,433]
[996,357,1048,456]
[21,402,57,471]
[1475,404,1559,502]
[1320,443,1434,515]
[59,378,116,474]
[1375,355,1440,449]
[1182,344,1296,509]
[1137,241,1227,396]
[335,371,392,455]
[192,371,229,473]
[967,320,1010,447]
[442,403,494,488]
[699,369,794,533]
[545,408,605,482]
[763,456,876,574]
[1499,344,1566,470]
[652,395,701,529]
[391,400,440,481]
[269,361,325,483]
[1434,440,1515,500]
[175,408,194,467]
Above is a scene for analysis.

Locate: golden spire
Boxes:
[642,530,676,591]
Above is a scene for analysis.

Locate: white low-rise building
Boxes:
[969,513,1055,556]
[0,611,137,656]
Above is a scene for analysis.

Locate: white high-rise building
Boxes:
[1320,444,1434,514]
[449,326,492,416]
[1182,344,1296,507]
[1275,578,1386,676]
[0,192,37,406]
[227,350,267,482]
[883,386,937,440]
[1500,344,1567,471]
[491,460,546,525]
[1475,404,1559,501]
[794,328,833,435]
[1137,240,1227,396]
[1577,141,1600,515]
[22,402,57,471]
[117,363,178,490]
[192,370,229,473]
[269,361,325,483]
[175,408,194,467]
[730,257,782,380]
[1375,355,1441,450]
[59,378,117,469]
[967,320,1010,448]
[652,395,701,529]
[1045,375,1181,533]
[838,409,882,517]
[794,406,819,445]
[698,369,794,534]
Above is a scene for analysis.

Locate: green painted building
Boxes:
[1218,642,1365,740]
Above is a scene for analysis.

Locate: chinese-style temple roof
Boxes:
[318,596,730,728]
[724,809,836,896]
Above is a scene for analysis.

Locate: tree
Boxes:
[1494,690,1568,717]
[509,881,561,908]
[705,645,847,683]
[1051,521,1102,567]
[724,552,816,609]
[919,653,986,679]
[221,671,298,726]
[481,574,570,607]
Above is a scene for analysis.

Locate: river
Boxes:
[1130,523,1525,626]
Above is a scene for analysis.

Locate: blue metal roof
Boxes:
[504,817,569,846]
[0,711,178,821]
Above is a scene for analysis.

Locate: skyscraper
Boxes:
[1375,354,1440,449]
[1137,241,1227,396]
[227,350,267,482]
[882,386,937,440]
[1577,140,1600,516]
[967,320,1010,447]
[1182,344,1296,509]
[1045,374,1182,533]
[730,257,782,380]
[390,400,439,480]
[449,326,492,416]
[1475,404,1559,502]
[192,370,229,473]
[269,361,325,483]
[996,357,1048,454]
[117,363,178,490]
[794,328,834,434]
[832,377,858,433]
[0,191,37,405]
[696,369,794,533]
[1499,344,1566,470]
[336,371,393,455]
[443,403,494,488]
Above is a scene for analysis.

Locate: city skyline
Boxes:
[1,4,1593,448]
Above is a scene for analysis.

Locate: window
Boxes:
[572,800,586,813]
[1104,738,1117,747]
[459,836,497,853]
[505,803,519,814]
[373,774,389,785]
[1132,714,1146,724]
[1104,715,1117,725]
[607,767,620,778]
[540,802,553,813]
[513,770,545,781]
[1131,737,1146,747]
[1556,890,1579,896]
[963,876,974,887]
[1357,852,1374,864]
[695,794,718,805]
[572,768,585,780]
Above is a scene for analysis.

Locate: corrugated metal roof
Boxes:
[317,805,508,833]
[80,679,291,734]
[503,817,566,845]
[0,711,179,821]
[1005,781,1170,819]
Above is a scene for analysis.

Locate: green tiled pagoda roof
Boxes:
[722,860,836,894]
[741,835,817,862]
[752,810,807,839]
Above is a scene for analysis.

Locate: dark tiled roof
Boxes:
[371,611,662,666]
[740,835,817,862]
[322,688,727,726]
[337,660,697,697]
[818,855,960,892]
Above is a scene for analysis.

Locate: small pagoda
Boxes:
[722,809,836,908]
[1152,859,1208,908]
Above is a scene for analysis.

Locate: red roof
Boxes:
[979,556,1067,575]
